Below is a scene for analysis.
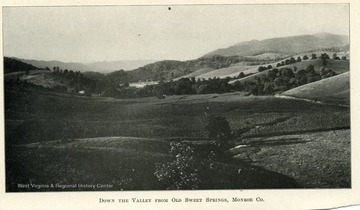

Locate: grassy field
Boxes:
[229,59,349,85]
[281,72,349,106]
[5,88,350,191]
[5,89,349,144]
[193,52,348,80]
[6,136,301,191]
[231,129,350,188]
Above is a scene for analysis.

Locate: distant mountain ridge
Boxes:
[7,57,157,74]
[203,33,349,57]
[86,60,158,73]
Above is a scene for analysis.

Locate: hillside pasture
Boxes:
[5,88,350,190]
[195,63,252,79]
[174,67,215,80]
[231,129,350,188]
[4,70,68,89]
[229,59,349,85]
[245,52,288,60]
[281,72,349,106]
[5,89,349,145]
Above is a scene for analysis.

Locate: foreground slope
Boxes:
[281,72,350,106]
[231,129,350,188]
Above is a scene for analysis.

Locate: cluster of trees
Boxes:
[101,77,245,99]
[243,64,337,96]
[332,53,347,60]
[275,56,303,68]
[258,65,273,72]
[52,67,98,94]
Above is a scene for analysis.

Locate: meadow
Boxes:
[5,89,349,144]
[5,88,350,191]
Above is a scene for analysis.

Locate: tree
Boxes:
[238,72,245,78]
[232,80,243,91]
[320,53,329,66]
[267,65,272,69]
[267,69,276,80]
[170,72,175,79]
[206,115,232,144]
[289,57,296,64]
[342,56,347,60]
[258,66,266,72]
[306,65,315,74]
[263,82,275,95]
[311,54,317,59]
[296,57,302,62]
[303,55,309,60]
[320,53,330,60]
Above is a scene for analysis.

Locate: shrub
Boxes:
[154,141,215,190]
[205,115,232,143]
[258,66,266,72]
[238,72,245,78]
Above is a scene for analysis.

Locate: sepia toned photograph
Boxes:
[3,4,350,192]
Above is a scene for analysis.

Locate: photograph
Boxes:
[3,4,351,193]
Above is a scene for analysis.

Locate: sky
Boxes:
[3,4,349,63]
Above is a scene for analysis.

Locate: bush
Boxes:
[238,72,245,78]
[154,141,215,190]
[205,115,232,143]
[258,66,266,72]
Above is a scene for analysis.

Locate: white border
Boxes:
[0,1,359,209]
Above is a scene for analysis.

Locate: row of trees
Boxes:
[100,77,243,99]
[243,64,337,96]
[51,67,98,94]
[271,53,347,69]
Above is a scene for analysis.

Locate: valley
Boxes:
[4,32,351,191]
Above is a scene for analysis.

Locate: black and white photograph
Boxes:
[2,3,352,195]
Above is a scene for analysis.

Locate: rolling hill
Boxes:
[280,72,350,106]
[86,60,158,73]
[4,57,41,74]
[203,32,348,58]
[224,56,350,84]
[12,57,103,73]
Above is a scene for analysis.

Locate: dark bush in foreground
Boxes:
[206,115,232,141]
[154,141,215,190]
